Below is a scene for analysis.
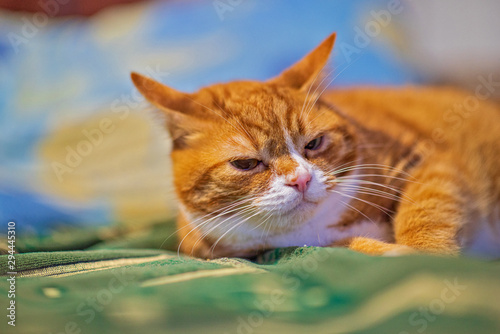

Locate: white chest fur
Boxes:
[262,190,392,248]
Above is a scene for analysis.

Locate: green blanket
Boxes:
[1,221,499,334]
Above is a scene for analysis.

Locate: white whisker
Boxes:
[332,189,393,216]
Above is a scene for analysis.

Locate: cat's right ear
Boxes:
[131,72,204,148]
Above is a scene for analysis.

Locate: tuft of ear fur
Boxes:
[268,33,336,91]
[131,72,204,149]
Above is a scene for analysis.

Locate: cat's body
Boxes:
[325,87,500,257]
[132,34,500,258]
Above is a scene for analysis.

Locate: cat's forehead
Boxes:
[200,82,333,158]
[214,83,304,129]
[208,91,306,157]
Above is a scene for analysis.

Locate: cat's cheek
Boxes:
[304,170,329,202]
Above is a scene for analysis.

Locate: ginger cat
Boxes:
[132,33,500,258]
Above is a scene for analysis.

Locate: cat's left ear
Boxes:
[131,72,208,148]
[268,33,336,91]
[130,72,195,114]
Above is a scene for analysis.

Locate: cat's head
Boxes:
[132,33,359,257]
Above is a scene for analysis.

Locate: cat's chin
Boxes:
[281,193,325,214]
[289,199,319,216]
[267,199,321,232]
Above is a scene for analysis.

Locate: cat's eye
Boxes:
[305,136,323,151]
[230,159,260,171]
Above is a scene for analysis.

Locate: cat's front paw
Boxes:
[341,236,417,256]
[382,245,416,257]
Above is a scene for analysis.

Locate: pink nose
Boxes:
[286,171,311,193]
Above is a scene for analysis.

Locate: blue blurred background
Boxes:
[0,0,499,235]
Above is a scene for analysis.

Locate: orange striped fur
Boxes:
[132,33,500,258]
